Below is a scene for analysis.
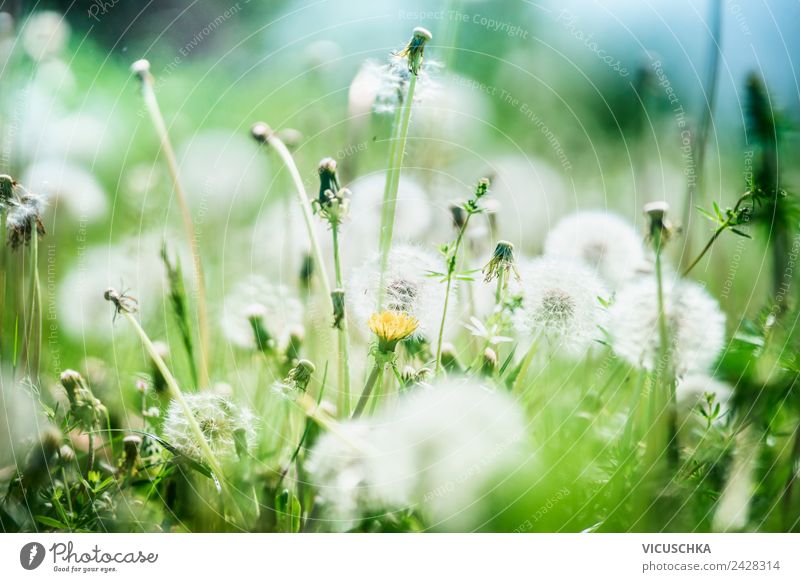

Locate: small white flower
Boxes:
[162,393,254,461]
[463,316,514,346]
[347,244,451,340]
[515,257,609,356]
[609,276,726,374]
[544,210,646,288]
[221,275,304,351]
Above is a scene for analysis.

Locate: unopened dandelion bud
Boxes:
[481,347,498,376]
[60,369,106,430]
[122,435,142,471]
[0,174,14,206]
[246,305,274,353]
[398,26,433,75]
[316,157,350,224]
[299,253,315,291]
[331,289,346,330]
[287,359,315,392]
[644,201,674,247]
[483,240,520,283]
[250,121,273,145]
[450,203,467,230]
[130,58,152,83]
[440,342,462,373]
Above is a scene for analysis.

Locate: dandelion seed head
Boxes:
[162,393,255,461]
[544,210,646,288]
[515,257,608,356]
[308,378,527,531]
[347,244,451,340]
[609,277,726,374]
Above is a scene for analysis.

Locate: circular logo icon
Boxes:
[20,542,46,570]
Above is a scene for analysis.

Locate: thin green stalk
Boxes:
[26,233,42,376]
[267,135,332,299]
[352,362,383,419]
[435,216,472,373]
[121,311,229,496]
[495,269,506,305]
[377,74,418,308]
[331,224,351,416]
[139,73,210,388]
[682,220,729,276]
[653,245,679,466]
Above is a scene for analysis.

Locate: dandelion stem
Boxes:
[331,224,351,416]
[435,215,472,374]
[653,242,679,467]
[352,361,383,419]
[377,73,418,308]
[25,233,42,376]
[265,133,332,300]
[121,312,227,491]
[139,72,211,388]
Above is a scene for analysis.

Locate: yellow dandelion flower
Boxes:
[368,311,419,352]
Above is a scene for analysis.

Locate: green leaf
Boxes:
[275,489,302,533]
[35,515,68,530]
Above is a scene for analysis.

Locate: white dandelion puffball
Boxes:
[339,172,433,269]
[22,159,108,222]
[373,378,527,530]
[609,277,726,374]
[221,275,304,350]
[306,378,527,531]
[22,11,69,61]
[305,423,396,532]
[162,393,255,461]
[177,129,269,215]
[347,244,450,340]
[515,257,609,356]
[676,374,733,423]
[544,210,646,288]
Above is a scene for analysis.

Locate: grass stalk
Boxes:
[261,130,332,300]
[377,74,418,308]
[137,66,210,388]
